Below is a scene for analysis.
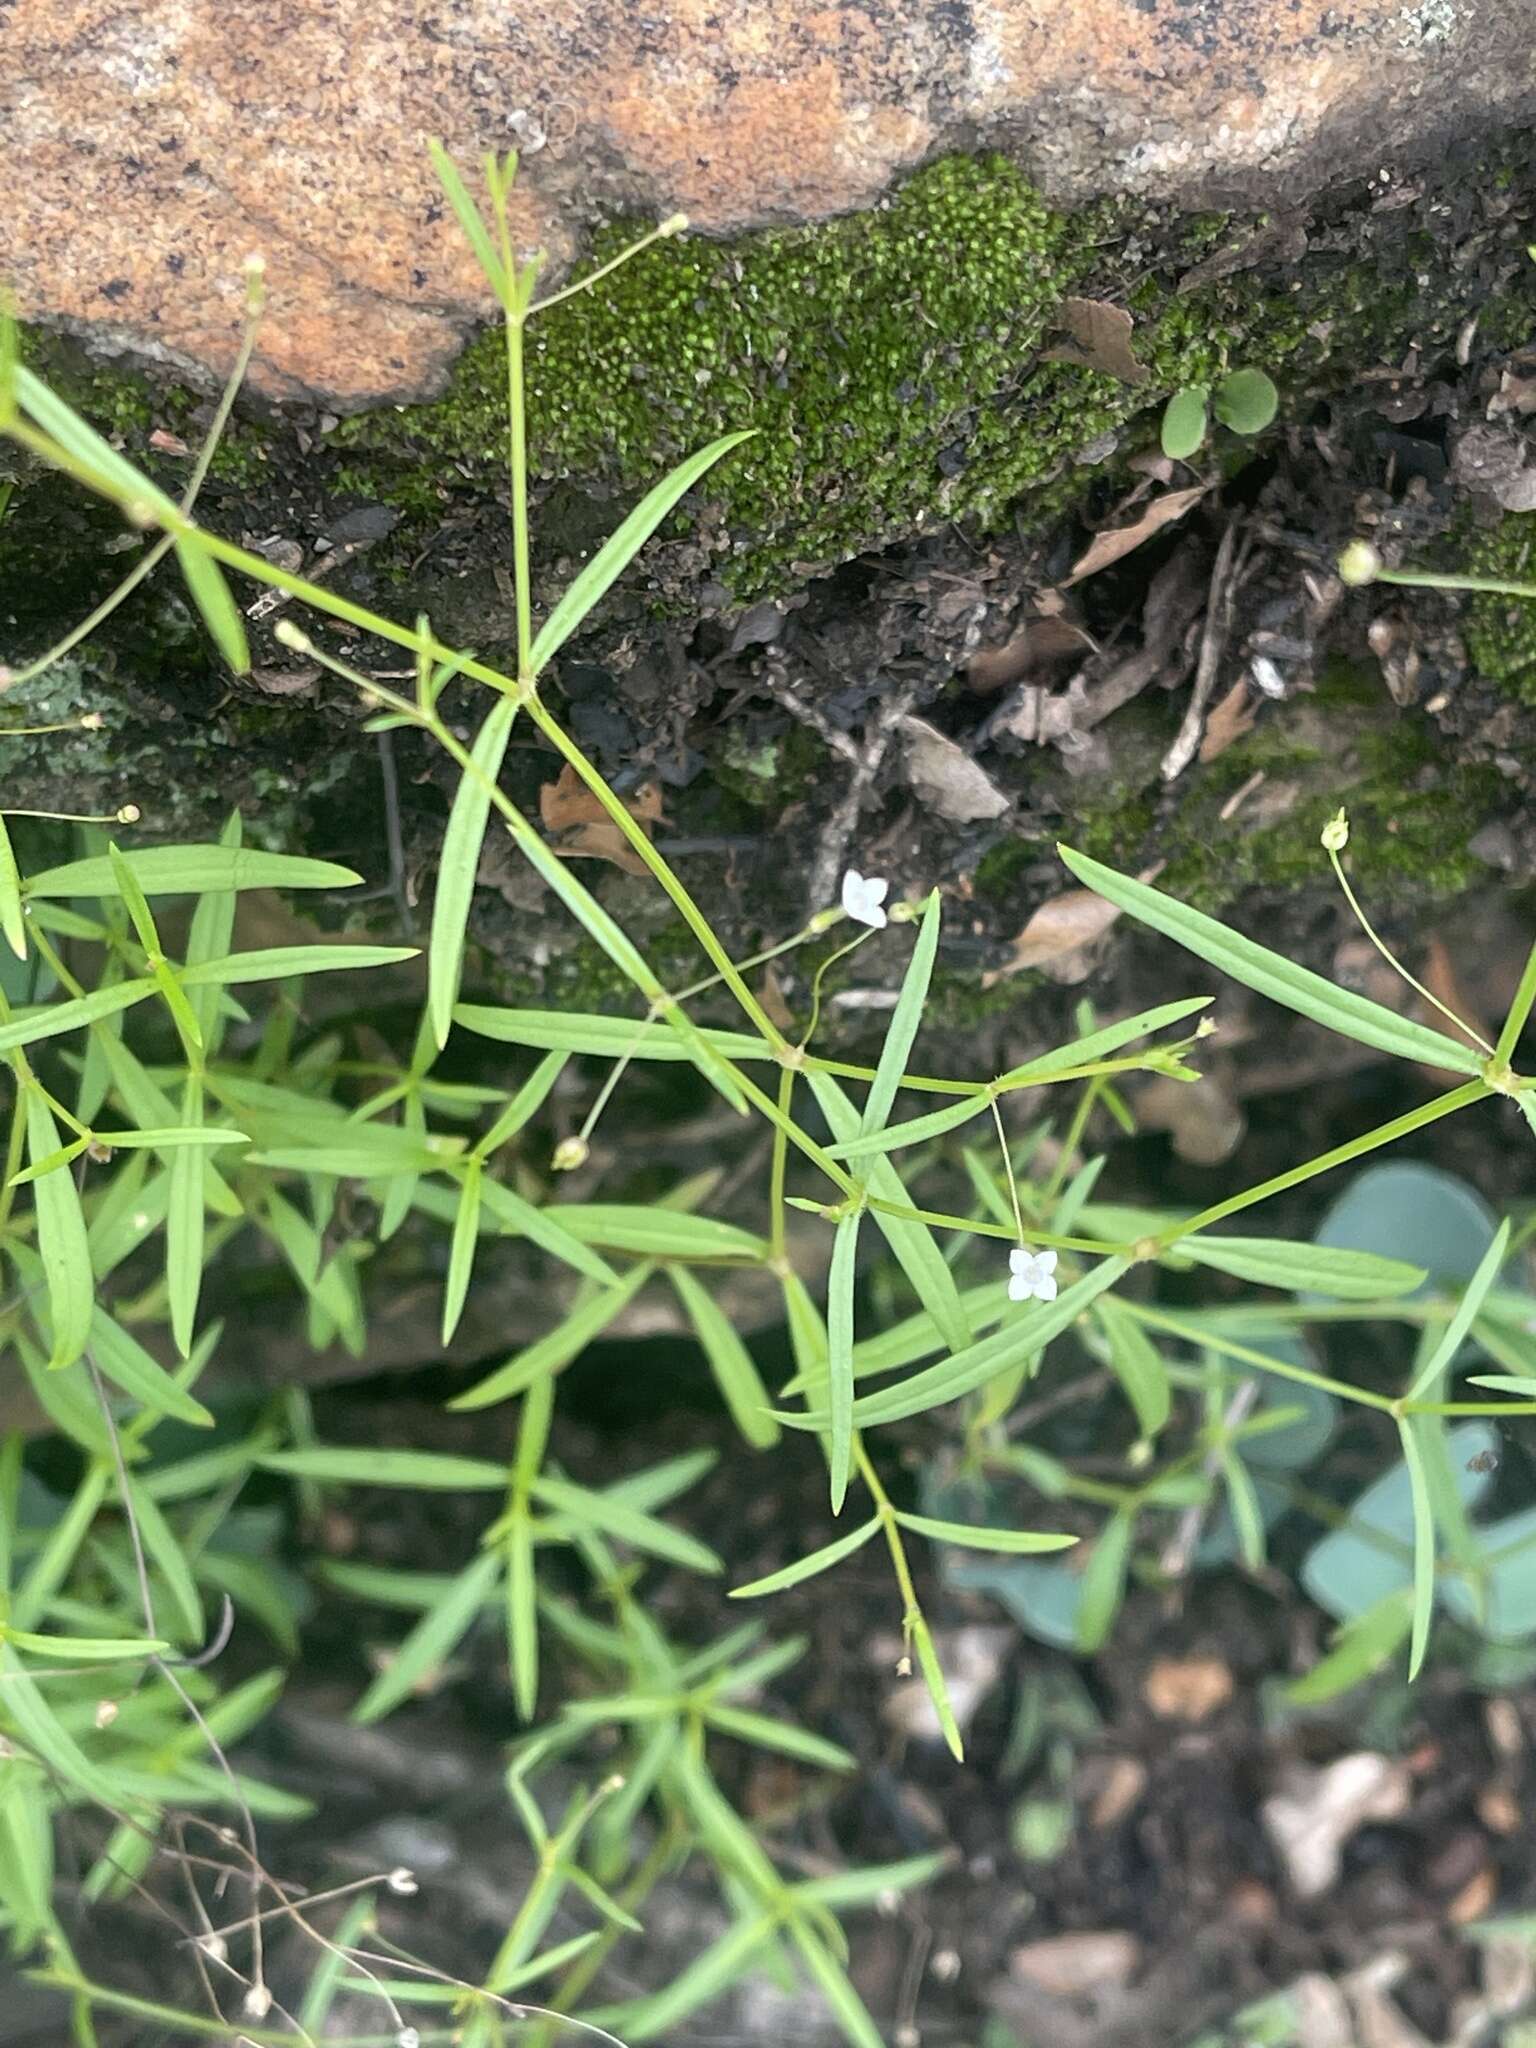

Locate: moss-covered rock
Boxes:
[1466,513,1536,701]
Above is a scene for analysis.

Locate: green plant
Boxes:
[3,146,1536,2047]
[1161,364,1279,460]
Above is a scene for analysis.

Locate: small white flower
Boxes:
[841,869,890,930]
[1008,1246,1058,1303]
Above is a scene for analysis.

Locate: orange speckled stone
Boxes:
[2,0,1530,403]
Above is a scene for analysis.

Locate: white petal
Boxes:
[866,876,890,906]
[1008,1274,1031,1302]
[1036,1249,1058,1275]
[1009,1248,1032,1273]
[1036,1275,1058,1302]
[841,869,866,916]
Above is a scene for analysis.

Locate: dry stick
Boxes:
[806,682,921,912]
[1161,522,1247,784]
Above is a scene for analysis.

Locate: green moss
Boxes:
[1465,514,1536,700]
[1162,674,1502,910]
[328,145,1535,599]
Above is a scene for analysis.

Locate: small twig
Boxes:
[1161,522,1246,783]
[807,682,920,912]
[376,730,415,939]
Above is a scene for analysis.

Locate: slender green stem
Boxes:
[1402,1399,1536,1416]
[520,694,796,1053]
[769,1065,794,1262]
[990,1098,1027,1250]
[1375,566,1536,599]
[1156,1081,1488,1248]
[854,1440,921,1629]
[1122,1299,1399,1413]
[1327,844,1490,1054]
[527,215,685,318]
[1494,937,1536,1072]
[506,304,533,680]
[1041,1079,1099,1207]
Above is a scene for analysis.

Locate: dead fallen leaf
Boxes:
[1010,1931,1142,1999]
[1477,1785,1521,1835]
[1199,680,1258,761]
[968,614,1093,694]
[1067,484,1208,585]
[539,765,663,875]
[1137,1071,1246,1167]
[1085,1754,1147,1829]
[897,715,1011,823]
[1142,1655,1234,1722]
[148,426,191,457]
[1263,1754,1411,1900]
[987,863,1164,986]
[1417,933,1494,1083]
[757,965,795,1035]
[1448,1865,1497,1925]
[1047,296,1148,385]
[246,664,320,697]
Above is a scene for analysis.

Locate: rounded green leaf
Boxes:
[1161,385,1209,460]
[1213,367,1279,436]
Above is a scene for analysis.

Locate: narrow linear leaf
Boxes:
[1057,846,1484,1074]
[166,1077,205,1357]
[475,1175,619,1286]
[892,1512,1077,1555]
[429,693,518,1049]
[260,1447,509,1489]
[453,1004,773,1065]
[1407,1219,1510,1401]
[731,1516,882,1598]
[474,1049,567,1159]
[530,1474,721,1574]
[1398,1415,1436,1680]
[90,1309,214,1427]
[448,1262,653,1410]
[25,1090,92,1372]
[174,536,250,672]
[353,1548,503,1725]
[800,1257,1131,1431]
[704,1702,855,1773]
[910,1612,964,1762]
[1221,1452,1266,1570]
[4,1630,169,1661]
[25,847,363,900]
[0,1645,128,1810]
[427,138,509,301]
[996,996,1213,1087]
[120,1474,203,1644]
[442,1162,482,1345]
[529,432,755,674]
[671,1266,779,1449]
[1075,1509,1133,1653]
[553,1204,767,1262]
[827,1092,991,1163]
[0,813,25,960]
[827,1211,861,1513]
[1287,1590,1414,1705]
[1096,1298,1171,1436]
[1183,1235,1426,1299]
[178,945,418,987]
[860,890,940,1139]
[0,979,154,1055]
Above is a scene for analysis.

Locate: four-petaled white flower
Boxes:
[841,869,890,930]
[1009,1246,1058,1304]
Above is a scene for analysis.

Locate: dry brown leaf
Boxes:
[1142,1655,1234,1722]
[897,715,1011,822]
[1448,1866,1497,1925]
[1199,680,1258,761]
[1137,1071,1246,1167]
[1067,484,1208,585]
[1085,1754,1147,1829]
[539,764,663,875]
[1416,933,1494,1082]
[1046,296,1148,385]
[1010,1931,1142,1999]
[968,614,1092,694]
[988,863,1163,985]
